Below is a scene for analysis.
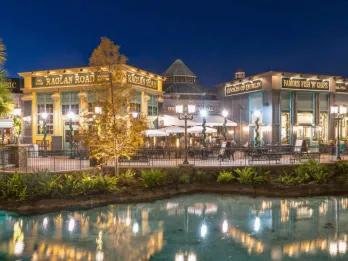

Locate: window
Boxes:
[130,91,141,113]
[148,95,158,116]
[61,92,79,116]
[37,93,53,134]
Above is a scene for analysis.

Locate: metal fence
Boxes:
[0,145,345,173]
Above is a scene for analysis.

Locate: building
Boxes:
[220,70,348,146]
[0,77,23,144]
[19,65,164,150]
[161,59,220,116]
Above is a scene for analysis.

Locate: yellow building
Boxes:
[19,64,164,150]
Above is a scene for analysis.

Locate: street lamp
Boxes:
[200,109,207,148]
[253,110,262,147]
[41,112,48,151]
[12,108,22,144]
[222,109,229,141]
[176,104,196,165]
[67,111,76,153]
[331,105,347,160]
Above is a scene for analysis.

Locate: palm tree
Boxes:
[0,39,5,65]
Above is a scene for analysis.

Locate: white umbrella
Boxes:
[195,115,237,127]
[143,129,168,137]
[162,126,185,134]
[158,114,197,127]
[187,126,217,134]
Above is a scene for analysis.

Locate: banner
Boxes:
[225,80,262,96]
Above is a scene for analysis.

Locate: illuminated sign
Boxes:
[126,72,158,90]
[32,70,159,90]
[336,82,348,93]
[225,80,262,96]
[281,78,329,91]
[32,72,111,88]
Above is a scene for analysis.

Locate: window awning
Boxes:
[0,119,13,128]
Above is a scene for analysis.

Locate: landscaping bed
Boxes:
[1,160,348,215]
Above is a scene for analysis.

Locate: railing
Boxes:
[0,144,345,173]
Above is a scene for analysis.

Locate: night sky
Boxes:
[1,0,348,86]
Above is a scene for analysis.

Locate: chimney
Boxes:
[235,69,245,80]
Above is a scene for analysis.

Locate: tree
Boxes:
[79,37,147,174]
[0,39,13,116]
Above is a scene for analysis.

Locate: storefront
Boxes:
[221,71,348,146]
[19,65,164,150]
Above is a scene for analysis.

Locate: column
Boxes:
[141,91,149,116]
[51,92,61,137]
[78,92,88,118]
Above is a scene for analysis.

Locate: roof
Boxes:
[164,83,206,94]
[163,59,196,77]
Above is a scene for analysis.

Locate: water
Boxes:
[1,194,348,261]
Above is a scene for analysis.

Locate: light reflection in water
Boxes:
[1,195,348,260]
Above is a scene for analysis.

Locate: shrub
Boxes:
[334,161,348,176]
[217,170,235,183]
[235,168,256,184]
[141,169,167,188]
[179,174,191,184]
[118,169,137,186]
[0,173,28,200]
[294,160,328,184]
[192,170,211,183]
[277,161,329,185]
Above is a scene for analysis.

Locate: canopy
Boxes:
[195,115,237,127]
[143,129,168,137]
[187,126,217,134]
[158,114,196,127]
[161,126,185,134]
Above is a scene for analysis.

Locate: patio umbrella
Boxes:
[143,129,168,137]
[161,126,185,134]
[195,115,237,127]
[158,114,197,127]
[187,126,217,134]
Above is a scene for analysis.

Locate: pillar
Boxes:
[78,92,88,118]
[51,92,61,136]
[141,91,149,116]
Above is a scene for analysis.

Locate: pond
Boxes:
[1,194,348,260]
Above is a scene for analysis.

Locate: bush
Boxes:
[278,160,328,185]
[0,171,119,201]
[118,169,137,186]
[235,168,256,184]
[192,170,211,183]
[217,170,235,183]
[141,169,167,188]
[179,174,191,184]
[334,161,348,175]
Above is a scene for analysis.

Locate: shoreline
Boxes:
[2,183,348,215]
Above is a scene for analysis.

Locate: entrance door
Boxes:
[295,125,313,145]
[63,120,78,151]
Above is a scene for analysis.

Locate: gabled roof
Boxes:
[163,59,196,77]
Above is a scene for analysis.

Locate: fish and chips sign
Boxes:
[32,70,159,90]
[281,78,329,91]
[225,80,262,96]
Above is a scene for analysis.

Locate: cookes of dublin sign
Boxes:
[281,78,329,91]
[32,72,111,88]
[225,80,262,96]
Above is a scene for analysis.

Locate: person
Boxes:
[225,141,231,160]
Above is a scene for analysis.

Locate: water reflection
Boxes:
[1,195,348,260]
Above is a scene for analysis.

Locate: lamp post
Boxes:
[222,109,229,141]
[41,112,48,151]
[200,108,207,148]
[253,110,262,147]
[13,108,22,144]
[331,105,347,160]
[67,111,76,153]
[176,104,195,165]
